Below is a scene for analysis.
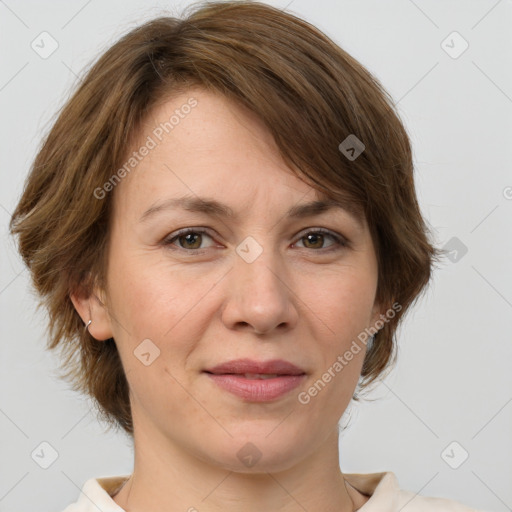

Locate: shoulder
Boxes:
[396,488,484,511]
[344,471,485,512]
[59,475,129,512]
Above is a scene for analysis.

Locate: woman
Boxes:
[9,1,480,510]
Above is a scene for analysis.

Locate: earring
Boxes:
[85,319,92,333]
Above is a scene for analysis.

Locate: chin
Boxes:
[213,452,302,475]
[197,433,305,474]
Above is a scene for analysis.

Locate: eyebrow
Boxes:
[139,195,364,228]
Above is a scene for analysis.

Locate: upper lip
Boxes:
[204,358,306,375]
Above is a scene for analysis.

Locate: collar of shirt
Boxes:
[62,471,479,512]
[62,472,397,512]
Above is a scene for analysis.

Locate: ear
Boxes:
[69,283,114,341]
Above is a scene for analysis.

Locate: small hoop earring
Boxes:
[85,319,92,333]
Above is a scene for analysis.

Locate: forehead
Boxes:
[111,87,365,227]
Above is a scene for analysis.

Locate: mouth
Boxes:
[203,359,307,402]
[204,372,295,379]
[204,358,306,376]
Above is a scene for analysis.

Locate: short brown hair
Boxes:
[9,0,439,436]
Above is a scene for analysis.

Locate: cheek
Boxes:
[306,267,376,399]
[105,246,221,364]
[104,252,197,412]
[106,244,184,329]
[317,266,378,334]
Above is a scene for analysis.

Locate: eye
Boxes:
[163,228,216,251]
[293,228,347,251]
[162,227,348,254]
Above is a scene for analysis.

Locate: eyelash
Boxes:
[162,227,348,255]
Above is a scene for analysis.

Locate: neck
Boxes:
[113,425,365,512]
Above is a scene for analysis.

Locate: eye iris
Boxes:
[173,231,333,251]
[303,233,324,249]
[179,233,202,249]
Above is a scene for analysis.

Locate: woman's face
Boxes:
[96,87,381,471]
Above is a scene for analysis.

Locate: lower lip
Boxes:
[205,373,306,402]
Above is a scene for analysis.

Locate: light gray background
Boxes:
[1,1,511,511]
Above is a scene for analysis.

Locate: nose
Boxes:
[220,245,299,335]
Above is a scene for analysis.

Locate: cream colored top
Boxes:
[61,472,484,511]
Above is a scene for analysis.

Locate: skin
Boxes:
[71,87,384,512]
